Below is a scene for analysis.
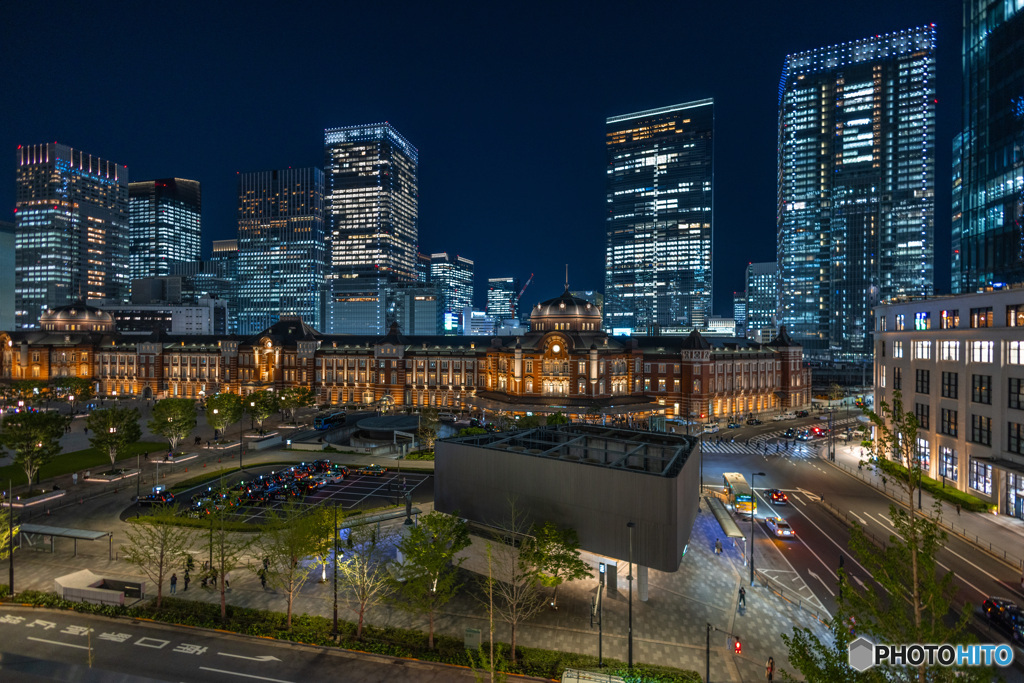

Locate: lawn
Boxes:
[0,441,167,486]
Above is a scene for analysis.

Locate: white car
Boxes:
[766,516,795,538]
[772,414,785,421]
[703,423,720,434]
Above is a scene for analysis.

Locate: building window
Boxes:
[1009,423,1024,455]
[972,375,992,404]
[644,363,651,373]
[880,366,886,388]
[893,366,902,390]
[939,446,958,482]
[940,309,959,329]
[915,403,930,430]
[644,378,651,391]
[970,307,993,328]
[893,341,903,358]
[939,341,959,361]
[1009,341,1023,365]
[914,312,931,330]
[1010,378,1023,410]
[658,379,666,392]
[940,408,957,437]
[968,458,993,495]
[941,372,958,399]
[1006,304,1024,327]
[525,360,533,373]
[913,341,932,360]
[915,369,930,394]
[916,437,931,470]
[895,314,905,331]
[879,316,887,332]
[970,340,994,363]
[970,414,992,446]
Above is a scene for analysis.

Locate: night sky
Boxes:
[1,0,962,315]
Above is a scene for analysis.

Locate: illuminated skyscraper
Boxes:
[745,262,777,341]
[487,276,519,321]
[778,26,936,360]
[430,252,474,333]
[14,142,129,329]
[128,178,201,283]
[236,168,325,334]
[954,2,1024,292]
[604,99,714,334]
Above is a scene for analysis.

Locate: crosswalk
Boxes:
[700,417,861,458]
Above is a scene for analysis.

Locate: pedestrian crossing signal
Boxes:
[734,639,742,655]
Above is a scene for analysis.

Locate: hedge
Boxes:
[870,458,994,513]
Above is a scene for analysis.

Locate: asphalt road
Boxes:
[0,608,494,682]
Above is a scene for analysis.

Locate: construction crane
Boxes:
[517,273,534,302]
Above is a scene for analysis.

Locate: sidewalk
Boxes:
[824,442,1024,573]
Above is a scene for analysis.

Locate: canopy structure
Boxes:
[17,523,113,558]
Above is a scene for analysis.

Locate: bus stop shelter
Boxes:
[17,524,113,559]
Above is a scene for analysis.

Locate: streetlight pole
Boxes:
[8,478,13,596]
[750,471,765,587]
[627,520,635,669]
[332,502,339,639]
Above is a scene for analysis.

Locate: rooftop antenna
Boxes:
[565,264,569,291]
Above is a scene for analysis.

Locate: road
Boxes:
[0,608,495,682]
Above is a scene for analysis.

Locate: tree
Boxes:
[254,503,332,630]
[87,406,142,472]
[516,415,542,429]
[418,407,440,451]
[393,511,471,648]
[246,390,278,432]
[121,503,194,610]
[48,377,93,409]
[518,521,590,609]
[148,398,196,452]
[203,485,252,621]
[0,504,19,564]
[545,411,569,426]
[206,392,243,439]
[336,523,395,639]
[7,380,48,406]
[0,410,66,487]
[278,387,316,424]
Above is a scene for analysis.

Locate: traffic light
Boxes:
[734,638,742,655]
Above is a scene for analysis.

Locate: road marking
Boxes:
[796,488,820,502]
[27,637,89,650]
[851,575,867,590]
[849,510,868,526]
[789,494,804,505]
[787,499,878,589]
[218,653,283,662]
[808,570,836,597]
[199,667,294,682]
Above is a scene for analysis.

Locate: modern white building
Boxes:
[94,295,229,335]
[874,287,1024,519]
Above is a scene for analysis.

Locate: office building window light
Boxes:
[940,309,959,329]
[970,307,993,328]
[1007,305,1024,327]
[970,340,994,363]
[1009,341,1023,365]
[915,312,931,330]
[970,414,992,446]
[896,314,906,331]
[916,437,931,469]
[942,371,958,399]
[893,341,904,358]
[972,374,992,404]
[968,458,992,495]
[940,341,960,361]
[939,446,958,481]
[913,340,932,360]
[1009,422,1024,456]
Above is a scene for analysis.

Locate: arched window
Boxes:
[578,379,586,394]
[525,377,533,393]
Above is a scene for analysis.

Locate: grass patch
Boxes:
[870,458,995,513]
[405,450,434,461]
[0,441,167,486]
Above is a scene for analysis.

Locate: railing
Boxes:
[752,568,830,625]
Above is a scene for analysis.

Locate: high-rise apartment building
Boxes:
[236,168,325,334]
[0,221,14,329]
[778,26,936,361]
[605,99,714,334]
[954,2,1024,292]
[487,276,519,321]
[430,253,474,332]
[745,262,778,342]
[14,143,129,328]
[128,178,201,283]
[324,123,418,281]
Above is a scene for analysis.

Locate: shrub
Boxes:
[871,458,993,512]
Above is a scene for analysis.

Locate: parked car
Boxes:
[795,410,809,418]
[139,491,174,506]
[982,597,1024,645]
[781,412,797,420]
[746,418,763,426]
[703,423,720,434]
[768,489,789,505]
[355,464,387,476]
[727,422,742,429]
[766,516,795,538]
[772,414,786,422]
[439,412,457,422]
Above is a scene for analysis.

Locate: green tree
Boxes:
[516,415,542,429]
[49,377,94,411]
[545,411,569,426]
[206,392,243,439]
[203,485,252,621]
[393,511,471,649]
[519,521,590,609]
[278,387,316,424]
[0,410,66,487]
[336,523,395,639]
[418,407,440,451]
[254,503,332,629]
[121,503,195,610]
[5,380,48,407]
[87,406,142,472]
[246,390,278,432]
[148,398,197,452]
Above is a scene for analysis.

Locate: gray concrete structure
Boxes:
[435,424,699,572]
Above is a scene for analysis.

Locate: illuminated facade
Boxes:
[14,143,129,330]
[778,26,936,361]
[955,1,1024,292]
[605,99,714,334]
[128,178,201,284]
[1,290,810,420]
[745,262,777,341]
[430,252,474,332]
[236,168,325,334]
[487,276,519,321]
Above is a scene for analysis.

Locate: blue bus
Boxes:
[314,411,346,430]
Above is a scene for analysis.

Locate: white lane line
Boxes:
[849,510,868,526]
[862,512,889,529]
[787,498,875,587]
[198,667,295,683]
[27,637,89,650]
[943,545,1017,587]
[808,569,836,597]
[789,494,805,505]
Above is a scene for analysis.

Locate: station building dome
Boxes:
[39,299,116,333]
[529,289,602,333]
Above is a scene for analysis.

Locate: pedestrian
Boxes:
[183,571,190,592]
[766,656,775,682]
[83,426,88,435]
[956,503,961,516]
[738,586,746,608]
[170,573,177,595]
[72,473,78,486]
[206,440,211,448]
[224,572,230,591]
[259,569,267,590]
[715,538,722,555]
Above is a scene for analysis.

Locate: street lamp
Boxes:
[750,471,766,587]
[627,521,635,669]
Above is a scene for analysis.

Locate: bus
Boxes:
[722,472,755,515]
[314,411,346,430]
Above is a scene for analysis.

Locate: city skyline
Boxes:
[0,1,962,314]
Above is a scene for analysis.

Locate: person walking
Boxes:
[956,503,961,516]
[183,570,190,592]
[170,573,177,595]
[715,538,722,555]
[738,586,746,608]
[766,656,775,682]
[259,568,267,590]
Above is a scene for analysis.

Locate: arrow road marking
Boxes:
[796,488,820,502]
[789,493,804,505]
[217,653,283,662]
[807,570,836,597]
[200,667,293,682]
[851,575,867,590]
[849,510,868,526]
[27,637,89,650]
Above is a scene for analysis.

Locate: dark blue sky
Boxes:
[1,0,962,314]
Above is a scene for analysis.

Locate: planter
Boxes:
[4,488,66,508]
[84,469,140,483]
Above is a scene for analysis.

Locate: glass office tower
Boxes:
[15,142,129,329]
[430,252,474,330]
[236,168,325,334]
[778,26,936,360]
[128,178,201,283]
[745,261,778,341]
[604,99,714,334]
[955,1,1024,292]
[487,276,519,320]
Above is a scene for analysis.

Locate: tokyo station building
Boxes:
[1,290,811,421]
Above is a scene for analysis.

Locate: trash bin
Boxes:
[464,627,481,650]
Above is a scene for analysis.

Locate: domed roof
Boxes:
[39,299,116,332]
[531,289,602,322]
